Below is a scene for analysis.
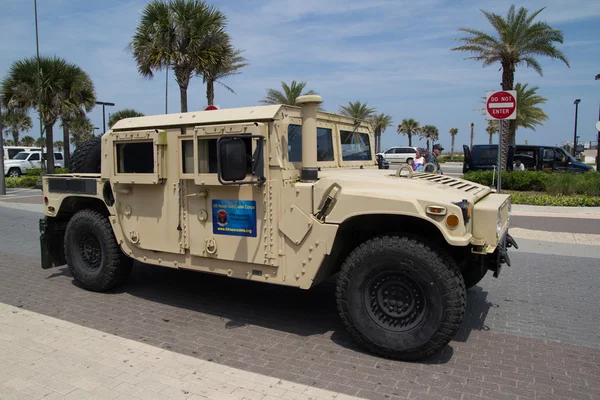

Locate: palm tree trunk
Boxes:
[206,79,215,106]
[179,87,188,113]
[408,133,412,146]
[12,129,19,145]
[62,122,70,169]
[489,134,493,145]
[500,64,515,168]
[451,136,455,159]
[45,123,55,174]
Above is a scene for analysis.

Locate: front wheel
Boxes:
[336,234,466,361]
[64,209,133,291]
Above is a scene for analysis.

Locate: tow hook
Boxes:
[506,233,519,249]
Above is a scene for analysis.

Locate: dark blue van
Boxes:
[463,144,594,173]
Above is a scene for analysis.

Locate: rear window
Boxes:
[471,146,497,164]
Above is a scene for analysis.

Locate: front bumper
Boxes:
[487,229,519,277]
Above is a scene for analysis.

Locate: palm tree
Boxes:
[1,56,95,173]
[108,109,145,128]
[449,128,458,158]
[68,117,95,148]
[397,119,420,146]
[420,125,439,152]
[514,82,548,132]
[35,137,44,147]
[129,0,228,113]
[2,108,32,145]
[54,140,64,152]
[200,31,248,106]
[338,101,376,121]
[260,80,320,107]
[451,4,570,166]
[370,113,393,153]
[486,120,498,144]
[21,136,35,146]
[58,66,96,169]
[469,122,475,148]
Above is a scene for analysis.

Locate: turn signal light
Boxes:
[426,205,447,215]
[446,214,460,228]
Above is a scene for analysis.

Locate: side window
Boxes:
[116,142,154,173]
[182,140,194,173]
[8,149,24,158]
[287,124,334,162]
[542,148,554,161]
[340,131,372,161]
[54,153,63,160]
[554,148,566,162]
[28,153,40,161]
[197,136,253,174]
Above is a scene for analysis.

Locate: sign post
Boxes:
[486,90,517,193]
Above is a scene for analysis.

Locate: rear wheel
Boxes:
[406,158,413,164]
[64,209,132,291]
[7,168,21,177]
[336,234,466,361]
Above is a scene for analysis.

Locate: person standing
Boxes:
[425,144,444,174]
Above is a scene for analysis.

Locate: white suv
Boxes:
[377,146,424,164]
[4,151,64,177]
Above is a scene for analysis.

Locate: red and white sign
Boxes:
[486,90,517,120]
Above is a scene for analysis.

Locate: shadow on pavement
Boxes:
[67,261,493,364]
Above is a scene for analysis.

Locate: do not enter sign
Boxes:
[486,90,517,120]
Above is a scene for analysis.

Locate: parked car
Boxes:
[377,146,428,164]
[3,146,42,160]
[463,144,594,173]
[4,151,64,177]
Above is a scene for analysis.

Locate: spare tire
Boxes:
[70,136,102,173]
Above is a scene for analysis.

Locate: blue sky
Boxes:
[1,0,599,153]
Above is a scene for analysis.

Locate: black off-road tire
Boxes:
[64,209,133,291]
[70,136,102,173]
[336,234,466,361]
[462,259,488,289]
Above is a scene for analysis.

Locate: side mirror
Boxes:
[217,137,246,182]
[217,135,266,185]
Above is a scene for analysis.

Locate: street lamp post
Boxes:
[595,74,600,172]
[573,99,581,157]
[96,101,115,133]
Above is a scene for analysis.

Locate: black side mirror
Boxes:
[217,135,266,185]
[217,137,247,182]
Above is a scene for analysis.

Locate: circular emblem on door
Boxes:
[217,209,228,226]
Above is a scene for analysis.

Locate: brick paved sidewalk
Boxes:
[0,303,363,400]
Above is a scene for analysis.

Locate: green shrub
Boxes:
[5,175,39,188]
[509,192,600,207]
[25,167,69,176]
[463,170,549,191]
[544,172,600,197]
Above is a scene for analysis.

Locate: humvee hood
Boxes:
[317,169,492,204]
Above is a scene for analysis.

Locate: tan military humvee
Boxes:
[39,95,517,361]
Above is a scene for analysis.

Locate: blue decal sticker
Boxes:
[212,200,257,237]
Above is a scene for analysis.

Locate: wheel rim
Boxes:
[9,170,19,177]
[77,233,102,271]
[364,271,427,332]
